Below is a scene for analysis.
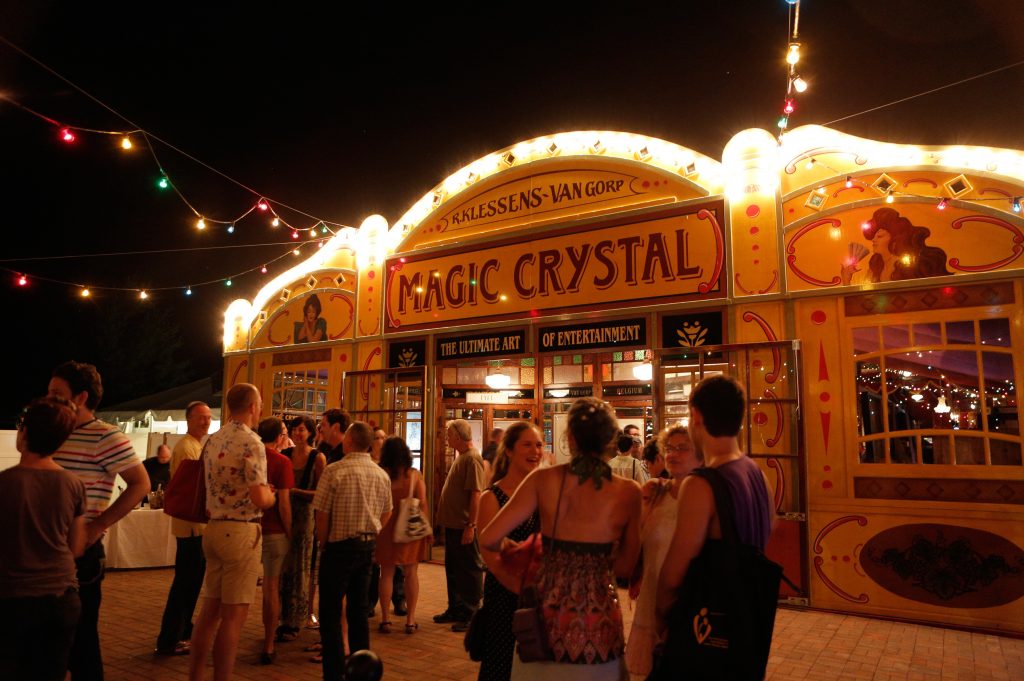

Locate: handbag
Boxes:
[393,470,432,543]
[648,466,783,681]
[162,447,209,524]
[463,604,488,662]
[511,467,566,663]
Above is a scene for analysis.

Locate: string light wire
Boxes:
[822,60,1024,127]
[1,239,326,294]
[0,239,330,264]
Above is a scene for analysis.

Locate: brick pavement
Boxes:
[97,564,1024,681]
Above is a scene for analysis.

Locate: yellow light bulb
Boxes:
[139,290,148,300]
[293,249,301,256]
[81,288,91,297]
[271,217,280,227]
[121,136,133,150]
[786,44,801,65]
[197,218,206,230]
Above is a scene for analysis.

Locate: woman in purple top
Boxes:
[0,397,87,681]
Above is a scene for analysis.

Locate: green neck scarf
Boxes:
[568,455,612,490]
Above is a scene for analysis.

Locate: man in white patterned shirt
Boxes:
[314,421,393,681]
[188,384,275,681]
[49,360,150,681]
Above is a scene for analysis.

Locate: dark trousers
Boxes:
[443,527,484,620]
[156,535,206,650]
[69,541,105,681]
[320,538,375,681]
[367,564,405,615]
[0,588,81,681]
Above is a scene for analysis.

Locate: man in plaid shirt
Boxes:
[313,421,393,681]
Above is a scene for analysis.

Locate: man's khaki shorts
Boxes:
[201,520,262,604]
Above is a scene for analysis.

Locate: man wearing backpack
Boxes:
[655,375,776,680]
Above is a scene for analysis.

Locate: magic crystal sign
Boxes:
[385,202,725,331]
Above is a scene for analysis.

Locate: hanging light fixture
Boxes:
[632,363,654,381]
[485,373,511,389]
[933,395,951,414]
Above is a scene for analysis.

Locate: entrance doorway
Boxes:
[341,367,426,470]
[657,340,808,604]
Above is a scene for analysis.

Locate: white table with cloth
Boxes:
[101,508,177,568]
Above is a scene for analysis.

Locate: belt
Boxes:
[210,517,260,524]
[330,533,377,544]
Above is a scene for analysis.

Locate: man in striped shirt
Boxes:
[49,360,150,681]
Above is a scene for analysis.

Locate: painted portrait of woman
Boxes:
[293,293,328,343]
[840,207,951,285]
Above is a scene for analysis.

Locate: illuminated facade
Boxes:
[223,126,1024,634]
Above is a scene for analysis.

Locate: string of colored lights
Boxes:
[0,33,363,298]
[0,34,357,237]
[0,92,343,240]
[776,0,808,137]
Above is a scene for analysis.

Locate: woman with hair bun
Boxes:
[481,398,641,681]
[475,422,543,681]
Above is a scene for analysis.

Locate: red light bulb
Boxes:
[257,201,269,211]
[260,265,268,274]
[783,98,795,115]
[60,127,76,143]
[291,230,299,239]
[17,274,28,286]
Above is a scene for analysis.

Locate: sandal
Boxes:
[404,623,418,634]
[275,630,299,643]
[378,620,392,634]
[309,653,322,664]
[304,642,323,653]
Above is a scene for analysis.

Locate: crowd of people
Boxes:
[0,359,776,681]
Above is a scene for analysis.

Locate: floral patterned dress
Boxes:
[279,449,318,630]
[510,536,626,680]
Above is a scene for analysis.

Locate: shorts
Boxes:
[201,520,262,604]
[261,533,289,579]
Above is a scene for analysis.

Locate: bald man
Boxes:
[144,444,173,492]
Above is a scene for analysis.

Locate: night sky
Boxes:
[2,1,1023,422]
